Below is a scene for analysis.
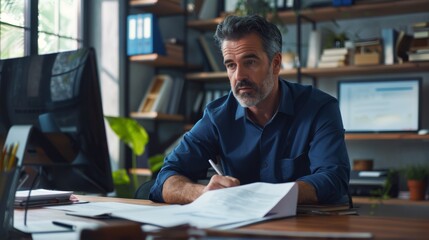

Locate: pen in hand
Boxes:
[208,159,224,176]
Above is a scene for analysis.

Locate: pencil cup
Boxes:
[0,168,20,239]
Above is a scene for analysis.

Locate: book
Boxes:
[166,77,185,114]
[409,37,429,52]
[150,75,173,113]
[381,28,398,65]
[306,29,321,68]
[414,31,429,39]
[322,47,348,56]
[413,22,429,28]
[197,35,224,72]
[165,42,183,61]
[198,0,218,20]
[409,52,429,62]
[127,13,165,56]
[320,54,347,62]
[138,75,172,113]
[318,60,346,68]
[395,31,413,63]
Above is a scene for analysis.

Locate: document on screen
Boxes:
[111,182,298,229]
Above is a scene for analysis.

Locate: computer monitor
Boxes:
[0,48,114,194]
[338,78,421,133]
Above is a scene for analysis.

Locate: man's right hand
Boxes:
[162,174,240,204]
[203,175,240,193]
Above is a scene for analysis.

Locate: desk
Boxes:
[13,195,429,240]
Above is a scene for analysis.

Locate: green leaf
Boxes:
[148,154,165,173]
[112,169,130,185]
[104,116,149,156]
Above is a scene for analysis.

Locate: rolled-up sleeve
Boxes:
[297,101,350,204]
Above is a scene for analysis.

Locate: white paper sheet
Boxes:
[46,201,160,218]
[111,182,298,229]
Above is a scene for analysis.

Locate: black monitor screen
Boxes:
[338,78,421,133]
[0,48,113,194]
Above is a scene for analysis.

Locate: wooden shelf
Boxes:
[302,62,429,78]
[186,62,429,82]
[345,133,429,140]
[353,196,429,207]
[186,71,228,82]
[130,54,185,67]
[187,0,429,30]
[187,17,223,31]
[129,168,152,176]
[293,0,429,24]
[130,112,184,121]
[129,0,184,16]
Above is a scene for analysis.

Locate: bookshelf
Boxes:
[127,1,187,116]
[126,0,188,163]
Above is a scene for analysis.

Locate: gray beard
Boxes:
[234,71,275,108]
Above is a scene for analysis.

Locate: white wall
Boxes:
[89,0,120,171]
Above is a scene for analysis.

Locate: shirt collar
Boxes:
[234,78,295,120]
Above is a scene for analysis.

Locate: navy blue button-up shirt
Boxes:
[150,79,350,204]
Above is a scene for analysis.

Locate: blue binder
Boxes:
[127,13,166,56]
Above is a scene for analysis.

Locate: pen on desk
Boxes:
[52,221,76,230]
[208,159,224,176]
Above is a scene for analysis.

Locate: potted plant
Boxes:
[403,164,429,201]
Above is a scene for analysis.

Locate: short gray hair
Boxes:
[213,14,282,62]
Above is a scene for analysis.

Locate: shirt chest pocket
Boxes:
[276,152,310,182]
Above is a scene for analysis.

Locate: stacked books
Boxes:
[354,38,382,65]
[317,48,349,68]
[409,22,429,62]
[165,38,184,62]
[412,22,429,39]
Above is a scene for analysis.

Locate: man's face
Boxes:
[222,33,275,108]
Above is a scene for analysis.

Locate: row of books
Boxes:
[127,13,184,62]
[409,22,429,62]
[191,89,229,122]
[138,75,185,115]
[315,24,427,68]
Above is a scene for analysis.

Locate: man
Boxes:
[149,15,350,205]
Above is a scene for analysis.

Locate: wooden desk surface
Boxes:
[14,195,429,240]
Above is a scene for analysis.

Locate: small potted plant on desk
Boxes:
[403,164,429,201]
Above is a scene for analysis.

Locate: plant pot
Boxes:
[407,179,427,201]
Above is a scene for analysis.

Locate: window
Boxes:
[0,0,82,59]
[0,0,27,59]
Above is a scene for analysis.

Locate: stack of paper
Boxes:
[15,189,73,208]
[112,182,298,229]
